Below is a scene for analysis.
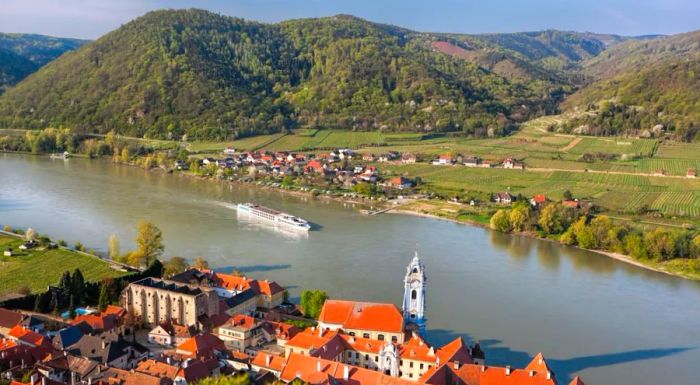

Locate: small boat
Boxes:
[236,203,311,231]
[50,151,71,159]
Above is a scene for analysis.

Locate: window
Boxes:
[365,354,369,361]
[392,336,398,343]
[349,332,355,337]
[410,362,413,368]
[374,356,378,362]
[411,290,417,300]
[378,334,384,341]
[363,333,370,339]
[420,363,424,369]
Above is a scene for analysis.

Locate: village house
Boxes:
[529,194,548,208]
[148,321,197,346]
[502,157,524,169]
[687,168,697,178]
[401,153,417,164]
[386,176,414,190]
[463,156,481,167]
[362,153,376,162]
[493,192,513,204]
[214,315,266,353]
[432,154,454,166]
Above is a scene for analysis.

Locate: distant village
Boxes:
[184,147,581,207]
[0,254,585,385]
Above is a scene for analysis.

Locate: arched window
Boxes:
[412,268,418,274]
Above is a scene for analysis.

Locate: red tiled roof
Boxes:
[176,333,225,358]
[531,195,547,203]
[8,325,45,347]
[279,353,423,385]
[423,360,557,385]
[251,352,286,372]
[318,300,404,334]
[0,308,24,329]
[71,313,118,331]
[135,359,179,379]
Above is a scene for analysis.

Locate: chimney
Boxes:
[316,359,321,372]
[42,377,47,385]
[101,341,107,349]
[265,354,271,366]
[529,370,535,377]
[481,365,486,372]
[343,365,349,380]
[453,361,460,369]
[547,371,552,380]
[71,371,77,385]
[505,366,511,376]
[167,356,173,365]
[30,374,38,385]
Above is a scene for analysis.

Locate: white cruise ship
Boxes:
[236,203,311,231]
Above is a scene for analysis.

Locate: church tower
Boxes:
[402,251,426,336]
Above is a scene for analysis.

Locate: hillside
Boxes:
[561,31,700,140]
[0,33,87,92]
[0,10,573,140]
[0,48,36,93]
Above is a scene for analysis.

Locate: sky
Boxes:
[1,0,699,40]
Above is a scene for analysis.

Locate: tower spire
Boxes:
[403,251,426,336]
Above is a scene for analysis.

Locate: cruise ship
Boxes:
[236,203,311,231]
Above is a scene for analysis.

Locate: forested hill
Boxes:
[0,33,87,93]
[0,9,579,140]
[560,30,700,141]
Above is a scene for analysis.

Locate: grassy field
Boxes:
[0,234,127,297]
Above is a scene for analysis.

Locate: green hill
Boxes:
[561,31,700,140]
[0,33,87,92]
[0,9,570,140]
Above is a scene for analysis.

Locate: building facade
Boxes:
[120,278,219,327]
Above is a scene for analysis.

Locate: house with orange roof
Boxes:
[212,272,286,309]
[260,320,300,347]
[0,308,24,335]
[318,299,405,343]
[214,314,265,353]
[70,313,120,335]
[176,333,225,359]
[251,352,286,377]
[420,352,561,385]
[7,325,46,348]
[529,194,548,208]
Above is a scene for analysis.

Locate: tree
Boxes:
[563,190,573,201]
[691,234,700,258]
[132,220,164,267]
[490,209,511,232]
[69,295,77,319]
[194,256,209,270]
[195,373,250,385]
[300,289,327,319]
[538,204,576,234]
[624,232,648,260]
[108,234,120,260]
[97,283,111,311]
[164,256,189,277]
[71,269,85,306]
[509,205,531,232]
[25,228,36,241]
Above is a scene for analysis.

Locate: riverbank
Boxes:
[386,204,700,281]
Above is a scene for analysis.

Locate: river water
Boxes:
[1,153,699,385]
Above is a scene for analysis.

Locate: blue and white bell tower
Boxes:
[402,251,426,336]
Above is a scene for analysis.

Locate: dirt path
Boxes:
[526,166,690,179]
[559,137,582,152]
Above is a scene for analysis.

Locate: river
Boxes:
[1,153,699,385]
